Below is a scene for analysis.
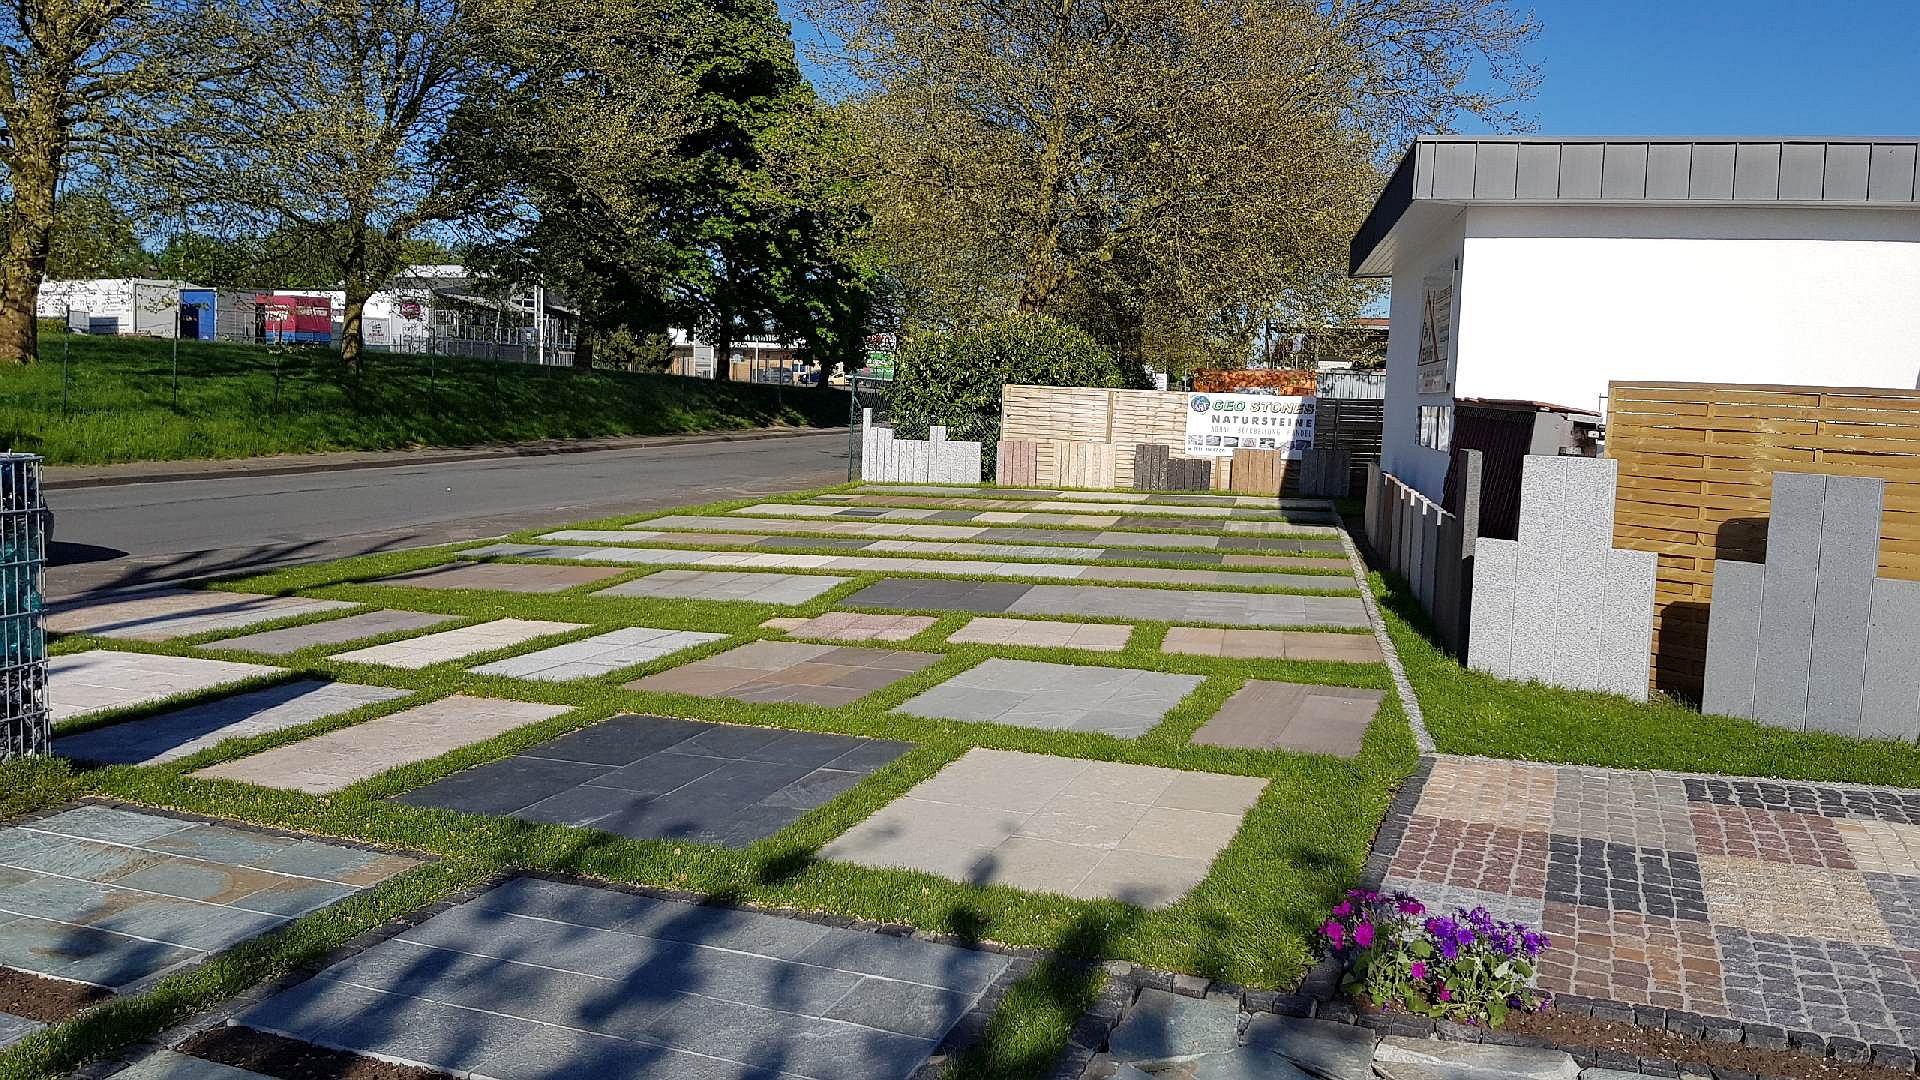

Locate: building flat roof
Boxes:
[1350,136,1920,277]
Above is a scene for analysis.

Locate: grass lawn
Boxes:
[0,484,1417,1080]
[1370,556,1920,789]
[0,334,845,466]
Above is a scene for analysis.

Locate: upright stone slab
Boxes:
[1600,547,1659,698]
[1862,577,1920,742]
[1364,464,1382,551]
[1753,472,1825,729]
[1467,538,1518,678]
[1701,559,1765,719]
[1135,444,1169,490]
[1806,476,1884,735]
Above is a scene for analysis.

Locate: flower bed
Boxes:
[1323,888,1552,1027]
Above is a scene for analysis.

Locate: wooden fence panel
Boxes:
[1607,380,1920,698]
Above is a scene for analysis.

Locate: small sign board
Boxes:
[1418,268,1454,395]
[1183,392,1316,459]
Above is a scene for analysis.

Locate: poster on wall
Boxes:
[1418,268,1454,395]
[1184,393,1316,459]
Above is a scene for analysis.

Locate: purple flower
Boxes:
[1354,922,1376,948]
[1332,900,1353,917]
[1438,987,1452,1002]
[1409,961,1427,980]
[1397,897,1426,916]
[1322,921,1345,948]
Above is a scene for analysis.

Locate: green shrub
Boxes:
[887,312,1149,466]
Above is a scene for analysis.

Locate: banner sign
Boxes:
[1418,268,1454,395]
[1184,393,1316,459]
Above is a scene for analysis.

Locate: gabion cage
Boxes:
[0,454,47,759]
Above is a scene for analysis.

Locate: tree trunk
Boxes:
[0,150,62,365]
[713,316,732,382]
[341,287,370,373]
[573,324,595,370]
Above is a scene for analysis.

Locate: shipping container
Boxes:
[35,279,185,337]
[178,289,216,340]
[259,295,334,344]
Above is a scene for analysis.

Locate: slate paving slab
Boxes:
[894,659,1202,738]
[1163,625,1383,663]
[330,618,585,669]
[373,561,627,593]
[946,617,1134,651]
[45,591,356,642]
[0,1013,39,1051]
[0,805,416,990]
[234,875,1013,1080]
[192,695,571,794]
[57,680,411,765]
[396,714,911,845]
[820,748,1264,908]
[1378,754,1920,1050]
[469,626,727,681]
[109,1050,273,1079]
[206,609,461,655]
[627,640,941,707]
[1191,680,1386,757]
[596,568,849,604]
[1105,987,1241,1067]
[49,651,285,723]
[762,612,938,642]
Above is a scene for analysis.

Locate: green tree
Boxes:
[811,0,1535,370]
[36,191,151,279]
[0,0,231,363]
[888,311,1149,464]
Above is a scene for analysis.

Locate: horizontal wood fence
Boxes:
[1364,453,1482,656]
[1607,380,1920,698]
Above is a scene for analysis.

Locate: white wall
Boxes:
[1380,211,1465,497]
[1455,204,1920,414]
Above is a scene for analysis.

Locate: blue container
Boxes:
[179,289,217,340]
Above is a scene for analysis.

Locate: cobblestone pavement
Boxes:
[1377,755,1920,1049]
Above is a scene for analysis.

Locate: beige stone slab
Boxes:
[48,651,285,722]
[375,562,627,594]
[192,695,570,794]
[331,619,585,669]
[1162,626,1382,663]
[1191,680,1385,757]
[946,617,1132,652]
[759,612,937,642]
[46,591,355,642]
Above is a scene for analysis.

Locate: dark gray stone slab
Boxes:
[1754,472,1824,728]
[1107,988,1241,1067]
[1807,476,1884,734]
[112,1050,274,1080]
[1242,1014,1379,1080]
[396,714,910,847]
[842,579,1031,613]
[1702,559,1765,719]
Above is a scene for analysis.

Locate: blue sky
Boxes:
[1471,0,1920,136]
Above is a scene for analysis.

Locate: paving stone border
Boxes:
[75,870,1044,1080]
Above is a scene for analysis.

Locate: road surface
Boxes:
[47,431,851,598]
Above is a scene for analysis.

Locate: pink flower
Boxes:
[1438,987,1452,1002]
[1409,961,1427,980]
[1353,922,1376,948]
[1332,901,1353,917]
[1322,921,1345,948]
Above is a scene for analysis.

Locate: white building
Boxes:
[36,278,188,338]
[1351,136,1920,501]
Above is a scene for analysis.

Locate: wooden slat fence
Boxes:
[1607,380,1920,698]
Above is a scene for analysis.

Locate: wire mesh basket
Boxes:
[0,454,47,759]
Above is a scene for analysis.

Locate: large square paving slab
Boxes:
[844,578,1368,628]
[470,627,728,681]
[396,714,912,846]
[762,612,938,642]
[45,591,356,642]
[821,749,1265,908]
[373,562,627,593]
[235,875,1015,1080]
[1162,625,1383,663]
[893,659,1202,738]
[192,695,571,794]
[596,568,849,604]
[0,805,417,990]
[946,617,1133,651]
[627,641,941,707]
[330,618,585,669]
[208,609,461,655]
[49,652,284,723]
[1191,680,1386,757]
[58,680,411,765]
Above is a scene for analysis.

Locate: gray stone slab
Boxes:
[331,619,585,669]
[470,626,727,681]
[48,651,285,723]
[1374,1036,1579,1080]
[57,680,411,765]
[1754,472,1826,729]
[111,1050,274,1080]
[1599,547,1658,701]
[1241,1014,1379,1080]
[1807,476,1885,734]
[208,609,461,655]
[1702,558,1765,719]
[0,1012,40,1052]
[45,590,356,642]
[596,569,849,605]
[1862,576,1920,742]
[1107,988,1240,1067]
[1467,537,1517,679]
[893,659,1203,737]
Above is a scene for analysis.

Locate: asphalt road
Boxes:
[46,431,851,598]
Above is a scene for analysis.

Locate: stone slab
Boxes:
[1242,1014,1380,1080]
[374,561,627,593]
[1701,558,1765,719]
[45,591,356,642]
[631,514,1345,553]
[894,659,1203,737]
[1374,1036,1579,1080]
[330,619,585,669]
[820,748,1263,908]
[1807,476,1885,734]
[0,1013,39,1051]
[207,609,461,655]
[1862,577,1920,741]
[58,680,411,765]
[627,640,942,707]
[111,1050,273,1079]
[1754,471,1825,729]
[845,579,1368,628]
[595,569,849,605]
[469,627,727,682]
[1162,626,1382,663]
[1191,680,1385,757]
[1107,987,1241,1067]
[235,876,1010,1079]
[397,714,911,846]
[0,806,416,990]
[946,617,1133,651]
[761,612,938,642]
[192,695,571,794]
[48,651,285,723]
